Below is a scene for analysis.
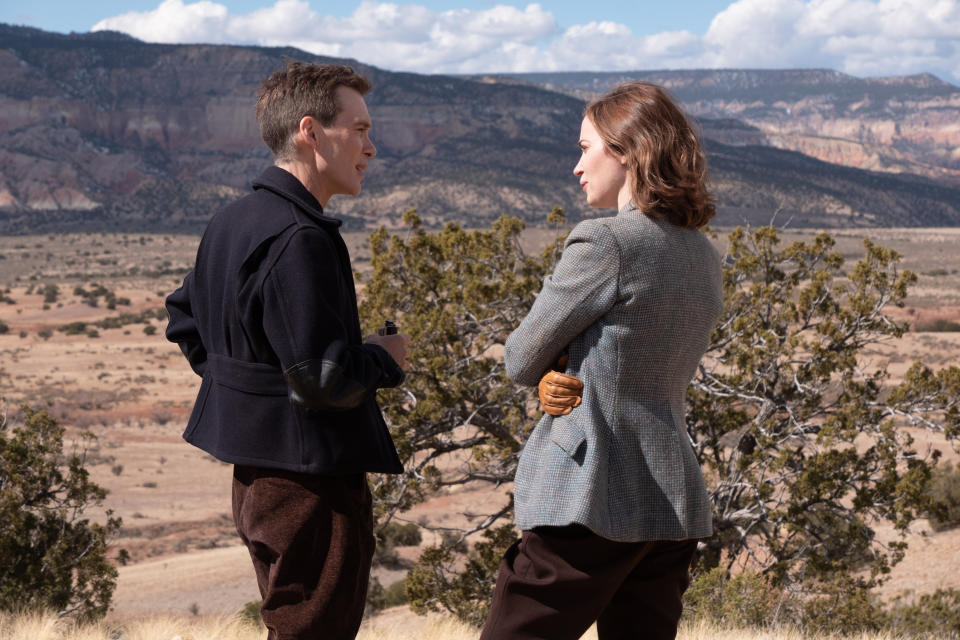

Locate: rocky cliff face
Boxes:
[2,25,960,233]
[498,69,960,184]
[0,25,591,232]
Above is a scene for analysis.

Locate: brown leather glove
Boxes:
[538,355,583,416]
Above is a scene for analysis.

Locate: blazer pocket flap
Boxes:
[551,423,587,457]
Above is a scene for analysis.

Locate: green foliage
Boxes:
[800,575,888,635]
[916,318,960,332]
[687,528,930,636]
[377,521,421,554]
[362,216,960,630]
[546,205,565,226]
[59,321,88,335]
[237,600,264,627]
[684,567,784,629]
[925,462,960,531]
[382,521,422,547]
[0,404,122,621]
[383,576,409,608]
[888,588,960,638]
[367,575,411,614]
[42,283,60,304]
[360,210,565,521]
[684,568,888,634]
[360,210,567,622]
[365,577,386,614]
[405,524,516,626]
[373,521,422,568]
[689,227,958,603]
[73,283,117,309]
[59,309,164,336]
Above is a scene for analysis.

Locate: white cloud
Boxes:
[94,1,559,72]
[92,0,960,82]
[701,0,960,78]
[447,4,555,41]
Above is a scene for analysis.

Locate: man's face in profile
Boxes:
[314,86,377,199]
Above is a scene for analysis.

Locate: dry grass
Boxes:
[675,620,913,640]
[0,610,262,640]
[0,610,923,640]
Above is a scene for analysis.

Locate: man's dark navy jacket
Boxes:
[165,166,404,474]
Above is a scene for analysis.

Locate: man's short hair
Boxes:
[256,61,372,161]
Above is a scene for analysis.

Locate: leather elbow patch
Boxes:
[283,359,368,410]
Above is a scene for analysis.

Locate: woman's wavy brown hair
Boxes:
[585,81,715,229]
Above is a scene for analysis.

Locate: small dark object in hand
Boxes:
[378,320,397,336]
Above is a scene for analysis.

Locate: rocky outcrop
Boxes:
[498,69,960,184]
[2,25,960,233]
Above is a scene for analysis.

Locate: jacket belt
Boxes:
[206,353,288,395]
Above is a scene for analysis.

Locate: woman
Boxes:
[480,82,723,640]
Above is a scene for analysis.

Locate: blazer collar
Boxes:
[251,166,343,228]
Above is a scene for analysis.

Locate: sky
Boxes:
[3,0,960,82]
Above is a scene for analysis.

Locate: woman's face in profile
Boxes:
[573,116,629,210]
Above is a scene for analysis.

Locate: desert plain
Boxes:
[1,226,959,626]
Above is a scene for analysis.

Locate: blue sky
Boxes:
[3,1,733,38]
[3,0,959,82]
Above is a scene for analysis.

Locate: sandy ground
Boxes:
[111,545,260,618]
[875,525,960,601]
[1,228,959,621]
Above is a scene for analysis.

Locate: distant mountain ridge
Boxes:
[490,69,960,185]
[2,24,960,233]
[493,68,958,100]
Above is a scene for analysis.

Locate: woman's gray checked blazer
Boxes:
[505,204,723,542]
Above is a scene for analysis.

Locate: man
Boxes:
[165,61,410,639]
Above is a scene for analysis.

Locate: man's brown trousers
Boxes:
[233,466,375,640]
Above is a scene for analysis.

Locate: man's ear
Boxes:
[298,116,323,150]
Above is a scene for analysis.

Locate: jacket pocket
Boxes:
[551,422,587,458]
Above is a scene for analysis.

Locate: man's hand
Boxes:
[538,356,582,416]
[365,333,411,371]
